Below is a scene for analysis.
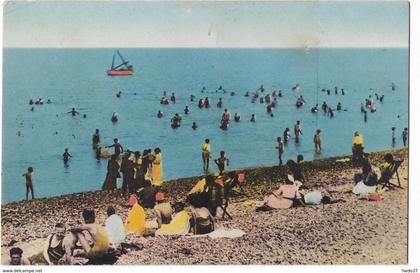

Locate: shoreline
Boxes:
[1,148,408,264]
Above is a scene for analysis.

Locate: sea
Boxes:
[1,48,408,203]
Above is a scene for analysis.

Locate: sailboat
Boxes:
[107,50,133,76]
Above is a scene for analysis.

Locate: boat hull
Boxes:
[107,70,133,76]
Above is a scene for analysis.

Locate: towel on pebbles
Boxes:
[207,229,246,239]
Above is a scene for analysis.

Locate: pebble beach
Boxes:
[1,148,408,265]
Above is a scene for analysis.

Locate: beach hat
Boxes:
[128,195,137,206]
[155,192,164,202]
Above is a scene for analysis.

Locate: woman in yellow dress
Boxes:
[152,148,163,186]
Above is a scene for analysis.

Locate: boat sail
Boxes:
[107,50,133,76]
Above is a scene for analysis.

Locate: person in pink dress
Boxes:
[256,175,304,211]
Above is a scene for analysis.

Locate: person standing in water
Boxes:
[294,120,302,142]
[63,148,72,164]
[106,138,124,156]
[391,127,396,146]
[313,129,322,153]
[283,128,290,144]
[202,139,211,173]
[92,129,100,149]
[402,128,408,147]
[276,137,284,165]
[22,167,34,200]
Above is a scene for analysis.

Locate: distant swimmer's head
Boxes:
[134,151,141,158]
[224,108,228,112]
[28,167,33,173]
[154,147,161,154]
[114,138,118,143]
[96,129,99,134]
[317,129,321,133]
[297,154,304,163]
[220,151,225,157]
[277,137,282,142]
[354,131,360,136]
[205,138,210,144]
[82,209,95,224]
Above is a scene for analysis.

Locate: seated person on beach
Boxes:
[256,175,305,211]
[70,209,110,259]
[187,174,223,217]
[30,223,77,265]
[125,199,146,235]
[286,160,306,186]
[190,206,215,235]
[155,202,190,236]
[379,153,394,178]
[353,160,378,194]
[154,192,172,228]
[8,247,31,265]
[105,207,125,250]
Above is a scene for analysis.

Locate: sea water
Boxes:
[1,48,408,203]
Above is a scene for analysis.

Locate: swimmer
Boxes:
[337,102,342,111]
[259,84,265,93]
[311,104,318,113]
[184,106,190,115]
[361,103,365,113]
[30,107,34,112]
[322,102,328,113]
[157,110,164,118]
[244,91,250,97]
[341,88,345,95]
[379,95,384,103]
[259,97,264,103]
[328,107,334,118]
[250,114,256,122]
[29,99,34,105]
[171,113,182,128]
[170,93,176,103]
[391,127,396,145]
[327,89,331,95]
[83,114,87,118]
[46,99,52,104]
[68,108,79,116]
[116,91,122,98]
[364,111,367,122]
[220,120,229,130]
[198,99,204,108]
[111,112,118,123]
[335,86,338,94]
[192,122,198,130]
[201,87,206,93]
[234,112,241,122]
[217,98,223,108]
[204,97,210,108]
[190,94,195,102]
[230,92,235,96]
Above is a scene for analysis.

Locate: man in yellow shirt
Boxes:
[352,131,364,165]
[202,139,211,173]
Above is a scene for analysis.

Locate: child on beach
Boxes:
[22,167,34,200]
[215,151,229,174]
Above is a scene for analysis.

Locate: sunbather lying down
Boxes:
[256,176,344,212]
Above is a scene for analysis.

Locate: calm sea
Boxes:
[1,48,408,203]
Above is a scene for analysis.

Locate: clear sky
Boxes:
[2,1,409,48]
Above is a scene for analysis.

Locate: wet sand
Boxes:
[1,148,408,265]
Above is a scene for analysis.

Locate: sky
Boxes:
[2,1,409,48]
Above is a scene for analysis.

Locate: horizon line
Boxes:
[3,46,409,49]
